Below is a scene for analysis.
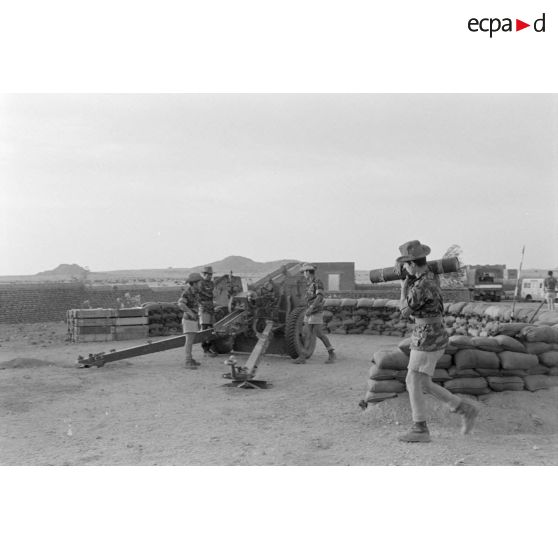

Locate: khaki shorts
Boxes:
[199,311,214,325]
[408,349,445,376]
[303,312,324,325]
[182,319,199,334]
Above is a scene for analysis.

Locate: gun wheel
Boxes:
[285,306,316,359]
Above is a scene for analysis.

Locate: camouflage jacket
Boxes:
[544,276,557,292]
[178,285,199,320]
[400,271,448,352]
[305,277,325,314]
[198,279,215,313]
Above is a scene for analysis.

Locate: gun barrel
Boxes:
[369,257,461,284]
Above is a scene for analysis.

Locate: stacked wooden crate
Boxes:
[67,308,149,342]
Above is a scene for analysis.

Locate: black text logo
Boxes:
[468,13,546,37]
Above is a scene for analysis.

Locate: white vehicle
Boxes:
[521,278,550,302]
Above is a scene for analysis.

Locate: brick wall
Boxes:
[0,283,183,324]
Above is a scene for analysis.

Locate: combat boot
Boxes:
[454,400,479,435]
[324,349,336,364]
[398,422,431,443]
[191,359,201,366]
[293,355,306,364]
[185,360,199,370]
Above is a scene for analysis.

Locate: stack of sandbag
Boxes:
[323,299,343,332]
[364,348,409,401]
[339,298,359,334]
[516,324,558,390]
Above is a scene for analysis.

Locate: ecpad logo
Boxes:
[468,13,546,37]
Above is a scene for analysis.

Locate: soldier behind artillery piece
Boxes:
[396,240,479,443]
[294,263,336,364]
[178,272,203,370]
[544,270,556,311]
[199,265,218,356]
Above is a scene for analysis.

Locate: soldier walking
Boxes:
[178,272,203,370]
[396,240,479,442]
[199,265,218,356]
[294,263,336,365]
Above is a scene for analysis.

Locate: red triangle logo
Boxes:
[516,19,530,31]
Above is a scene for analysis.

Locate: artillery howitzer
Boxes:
[77,263,314,388]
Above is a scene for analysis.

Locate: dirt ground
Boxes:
[1,321,557,466]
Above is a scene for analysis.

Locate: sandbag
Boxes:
[460,303,477,316]
[356,298,375,308]
[476,367,502,377]
[432,368,451,382]
[548,367,558,376]
[372,299,388,308]
[526,364,550,376]
[454,349,500,370]
[367,379,406,393]
[501,368,528,378]
[498,351,539,370]
[340,298,357,308]
[368,365,399,381]
[448,302,468,315]
[373,349,410,370]
[448,366,480,378]
[469,337,503,353]
[448,335,474,350]
[539,351,558,367]
[496,323,527,337]
[324,298,341,307]
[547,376,558,387]
[487,376,524,392]
[493,335,527,353]
[444,377,490,395]
[520,325,558,344]
[436,353,453,369]
[523,375,550,392]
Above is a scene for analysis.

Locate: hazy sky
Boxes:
[1,94,556,275]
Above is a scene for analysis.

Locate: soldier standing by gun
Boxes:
[396,240,479,442]
[294,263,336,365]
[543,270,556,311]
[199,266,218,356]
[178,272,203,370]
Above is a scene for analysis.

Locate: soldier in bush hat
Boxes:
[294,263,336,365]
[178,272,203,370]
[199,265,218,356]
[543,270,556,311]
[396,240,479,442]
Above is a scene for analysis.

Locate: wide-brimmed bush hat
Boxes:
[396,240,431,263]
[300,263,317,272]
[202,266,213,274]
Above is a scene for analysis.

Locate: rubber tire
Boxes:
[285,306,316,359]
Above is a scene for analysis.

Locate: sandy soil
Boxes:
[1,322,557,466]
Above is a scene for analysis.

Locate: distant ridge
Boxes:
[0,256,300,282]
